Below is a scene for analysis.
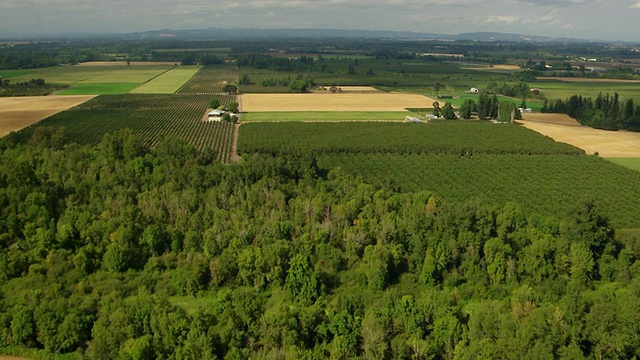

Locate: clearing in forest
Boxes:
[0,95,96,137]
[241,93,438,112]
[519,113,640,157]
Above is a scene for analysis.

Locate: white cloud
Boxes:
[484,15,521,24]
[631,2,640,9]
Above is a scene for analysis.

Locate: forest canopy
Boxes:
[0,129,639,359]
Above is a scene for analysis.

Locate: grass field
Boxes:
[6,65,176,95]
[606,158,640,172]
[57,83,140,95]
[131,65,202,94]
[178,65,239,94]
[241,93,438,112]
[532,79,640,102]
[518,113,640,157]
[240,111,414,122]
[0,95,96,137]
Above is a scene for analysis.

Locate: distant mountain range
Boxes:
[110,28,602,43]
[4,27,610,43]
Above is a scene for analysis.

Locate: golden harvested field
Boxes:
[462,64,521,71]
[314,86,381,93]
[537,77,640,83]
[0,95,96,137]
[518,113,640,157]
[241,93,437,112]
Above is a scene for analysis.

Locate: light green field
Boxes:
[607,158,640,172]
[131,65,202,94]
[533,80,640,102]
[8,65,173,86]
[241,111,415,122]
[57,83,140,95]
[0,69,40,79]
[76,66,172,84]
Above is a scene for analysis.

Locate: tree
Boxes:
[222,84,237,94]
[434,82,442,95]
[459,99,476,119]
[209,98,220,109]
[228,101,239,113]
[239,74,251,85]
[442,102,456,120]
[432,101,441,118]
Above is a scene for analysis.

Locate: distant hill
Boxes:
[111,28,597,43]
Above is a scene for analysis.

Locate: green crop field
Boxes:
[131,65,202,94]
[6,65,176,94]
[241,111,414,122]
[19,94,236,161]
[238,121,640,228]
[533,79,640,102]
[57,83,140,95]
[178,65,239,94]
[606,158,640,172]
[238,122,583,155]
[319,153,640,228]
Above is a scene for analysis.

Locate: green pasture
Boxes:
[607,158,640,172]
[532,79,640,102]
[0,69,40,79]
[57,83,140,95]
[7,65,175,89]
[241,111,414,122]
[131,65,202,94]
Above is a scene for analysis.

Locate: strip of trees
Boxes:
[542,92,640,131]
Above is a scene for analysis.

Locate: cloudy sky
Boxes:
[2,0,639,41]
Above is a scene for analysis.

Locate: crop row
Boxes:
[319,153,640,229]
[177,65,239,94]
[238,122,584,156]
[25,94,234,161]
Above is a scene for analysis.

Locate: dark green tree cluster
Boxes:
[477,90,499,120]
[236,55,319,72]
[543,92,640,131]
[1,129,640,359]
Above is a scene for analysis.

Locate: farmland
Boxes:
[241,93,438,112]
[19,94,235,161]
[240,111,415,122]
[0,95,96,137]
[131,65,202,94]
[177,65,239,94]
[238,121,640,228]
[518,113,640,157]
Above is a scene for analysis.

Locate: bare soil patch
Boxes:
[241,93,437,112]
[0,95,96,137]
[518,113,640,157]
[537,77,640,83]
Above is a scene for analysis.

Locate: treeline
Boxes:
[542,92,640,131]
[2,129,640,359]
[236,54,320,72]
[149,52,225,65]
[0,78,66,96]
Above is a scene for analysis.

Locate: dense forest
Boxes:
[1,128,640,359]
[543,93,640,131]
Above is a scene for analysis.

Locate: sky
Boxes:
[1,0,640,42]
